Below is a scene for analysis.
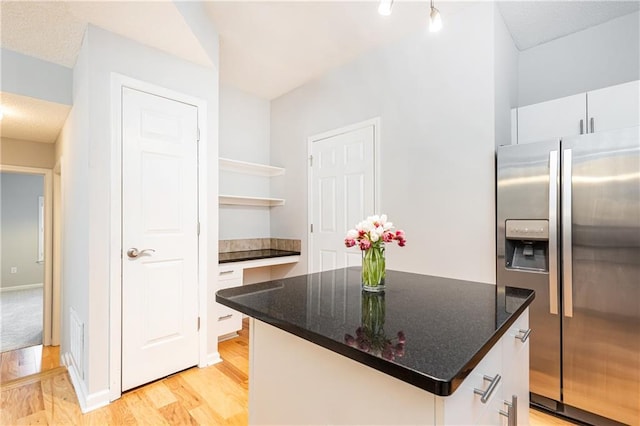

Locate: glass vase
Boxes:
[361,244,386,292]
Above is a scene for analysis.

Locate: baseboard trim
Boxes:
[0,283,43,292]
[204,351,223,367]
[62,352,110,413]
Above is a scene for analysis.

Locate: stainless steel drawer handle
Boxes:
[474,373,501,403]
[127,248,155,259]
[219,270,234,275]
[516,328,531,343]
[499,395,518,426]
[218,314,233,321]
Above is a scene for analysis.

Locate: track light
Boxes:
[429,0,442,32]
[378,0,393,16]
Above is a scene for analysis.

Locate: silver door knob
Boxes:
[127,248,155,258]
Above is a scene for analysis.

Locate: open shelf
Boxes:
[219,195,285,207]
[219,158,285,177]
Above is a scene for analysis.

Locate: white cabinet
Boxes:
[251,309,530,425]
[514,80,639,144]
[216,265,243,338]
[218,157,285,207]
[587,80,640,133]
[516,93,586,144]
[437,308,530,425]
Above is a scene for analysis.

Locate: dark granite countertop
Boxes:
[218,249,301,264]
[216,267,534,396]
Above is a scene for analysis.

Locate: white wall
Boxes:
[57,24,218,404]
[494,7,519,148]
[1,138,56,169]
[270,3,500,284]
[518,11,640,106]
[219,85,272,239]
[1,48,73,106]
[1,172,44,288]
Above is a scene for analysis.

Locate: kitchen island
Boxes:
[216,267,534,425]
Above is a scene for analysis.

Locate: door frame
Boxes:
[109,74,208,401]
[0,164,54,346]
[306,117,381,273]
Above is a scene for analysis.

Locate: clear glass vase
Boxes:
[361,244,386,292]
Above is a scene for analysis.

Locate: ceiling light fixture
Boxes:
[429,0,442,32]
[378,0,393,16]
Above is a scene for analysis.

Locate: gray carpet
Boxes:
[0,288,43,352]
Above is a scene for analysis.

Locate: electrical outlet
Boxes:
[10,267,17,274]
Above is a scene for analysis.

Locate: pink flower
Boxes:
[359,239,371,250]
[344,215,406,251]
[345,334,356,346]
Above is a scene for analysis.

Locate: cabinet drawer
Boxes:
[502,308,530,371]
[440,339,503,424]
[217,266,242,281]
[217,309,242,336]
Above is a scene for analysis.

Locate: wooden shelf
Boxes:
[219,158,285,177]
[219,195,285,207]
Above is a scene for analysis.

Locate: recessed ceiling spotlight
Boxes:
[378,0,393,16]
[429,0,443,32]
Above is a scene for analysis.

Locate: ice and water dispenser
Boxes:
[504,219,549,272]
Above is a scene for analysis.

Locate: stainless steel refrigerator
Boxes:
[496,126,640,425]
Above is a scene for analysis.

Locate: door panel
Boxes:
[311,125,375,273]
[496,140,562,401]
[562,127,640,425]
[121,87,199,391]
[587,80,640,134]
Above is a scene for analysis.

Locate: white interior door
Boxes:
[310,125,375,273]
[121,87,199,391]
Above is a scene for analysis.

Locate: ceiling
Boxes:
[1,1,638,144]
[0,92,71,143]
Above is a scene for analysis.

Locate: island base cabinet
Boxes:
[249,309,529,425]
[437,308,530,425]
[249,319,437,425]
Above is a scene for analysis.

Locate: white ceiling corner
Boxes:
[204,1,468,100]
[0,92,71,143]
[497,1,640,51]
[0,1,86,68]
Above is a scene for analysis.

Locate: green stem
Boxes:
[362,244,386,289]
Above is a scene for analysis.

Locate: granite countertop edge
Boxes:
[216,281,535,397]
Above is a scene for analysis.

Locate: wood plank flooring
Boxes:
[0,345,60,383]
[1,320,578,425]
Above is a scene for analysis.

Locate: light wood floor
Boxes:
[1,321,578,425]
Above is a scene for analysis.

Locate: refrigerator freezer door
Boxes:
[496,140,562,402]
[562,126,640,425]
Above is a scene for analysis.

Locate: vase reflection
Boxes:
[344,292,406,361]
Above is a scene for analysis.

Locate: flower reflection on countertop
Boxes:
[344,292,406,361]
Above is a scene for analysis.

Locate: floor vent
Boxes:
[69,308,84,379]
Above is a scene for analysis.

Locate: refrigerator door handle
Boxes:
[548,150,559,315]
[562,148,574,318]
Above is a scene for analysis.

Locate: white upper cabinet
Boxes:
[513,80,639,145]
[587,80,640,133]
[516,93,587,145]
